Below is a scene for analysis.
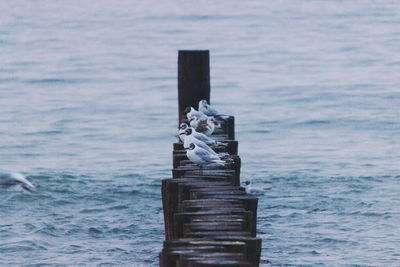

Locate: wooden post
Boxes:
[178,50,210,125]
[161,51,262,266]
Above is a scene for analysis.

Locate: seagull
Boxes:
[0,172,34,191]
[189,116,219,136]
[185,143,225,166]
[199,100,220,116]
[178,120,190,142]
[242,180,264,195]
[189,116,200,129]
[183,127,223,147]
[183,132,219,156]
[180,119,190,128]
[184,107,207,120]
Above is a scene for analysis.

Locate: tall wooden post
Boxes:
[178,50,210,125]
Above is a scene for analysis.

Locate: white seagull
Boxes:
[199,100,220,116]
[178,120,190,142]
[0,172,35,191]
[184,107,207,120]
[185,143,225,166]
[183,127,221,146]
[242,180,264,195]
[183,131,219,156]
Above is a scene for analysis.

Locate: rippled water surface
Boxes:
[1,1,399,266]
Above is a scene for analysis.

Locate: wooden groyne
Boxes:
[160,50,261,267]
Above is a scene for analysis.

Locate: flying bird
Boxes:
[0,172,35,191]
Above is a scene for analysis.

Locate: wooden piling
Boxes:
[160,51,261,267]
[178,50,210,124]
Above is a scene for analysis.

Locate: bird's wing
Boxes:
[13,173,34,188]
[204,104,219,115]
[195,133,214,143]
[209,117,221,128]
[195,118,209,132]
[196,141,217,155]
[194,148,217,162]
[211,107,219,115]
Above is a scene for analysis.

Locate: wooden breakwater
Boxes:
[160,50,262,267]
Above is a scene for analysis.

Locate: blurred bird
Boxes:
[242,180,263,195]
[185,143,225,166]
[189,116,219,136]
[0,172,34,191]
[184,106,207,120]
[199,100,220,116]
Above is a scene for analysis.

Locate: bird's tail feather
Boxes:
[213,160,226,166]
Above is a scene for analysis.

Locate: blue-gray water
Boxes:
[1,1,399,266]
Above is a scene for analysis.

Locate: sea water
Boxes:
[1,1,399,266]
